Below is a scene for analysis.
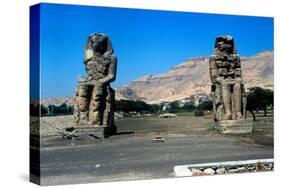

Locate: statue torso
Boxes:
[86,55,111,80]
[215,53,241,79]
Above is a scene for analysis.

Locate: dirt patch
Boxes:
[38,113,273,147]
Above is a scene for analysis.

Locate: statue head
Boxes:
[214,35,236,54]
[86,32,113,55]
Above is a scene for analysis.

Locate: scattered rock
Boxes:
[187,161,273,177]
[192,168,203,176]
[203,168,215,175]
[62,127,79,139]
[227,169,238,174]
[246,166,256,172]
[268,163,274,170]
[237,167,246,173]
[216,168,226,174]
[257,163,271,171]
[256,161,263,171]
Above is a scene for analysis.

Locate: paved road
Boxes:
[38,133,273,185]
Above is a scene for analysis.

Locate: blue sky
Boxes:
[36,3,273,98]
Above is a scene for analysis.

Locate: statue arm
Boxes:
[83,57,92,64]
[99,55,117,84]
[209,56,219,84]
[84,47,94,64]
[235,55,242,79]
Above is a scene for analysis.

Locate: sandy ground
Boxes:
[30,113,273,185]
[37,113,273,145]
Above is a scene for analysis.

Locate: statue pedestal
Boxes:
[214,119,253,134]
[77,126,106,139]
[63,120,117,139]
[63,125,106,139]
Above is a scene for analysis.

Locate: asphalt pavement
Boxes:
[38,133,273,185]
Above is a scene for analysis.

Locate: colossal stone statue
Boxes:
[74,32,117,136]
[209,36,247,122]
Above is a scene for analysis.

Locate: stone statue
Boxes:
[209,36,247,122]
[74,32,117,136]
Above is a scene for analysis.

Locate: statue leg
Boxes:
[90,84,104,126]
[222,82,232,120]
[233,82,243,119]
[103,86,117,137]
[103,86,115,127]
[211,84,224,121]
[210,86,217,121]
[215,83,224,121]
[73,86,80,123]
[78,85,90,121]
[73,99,80,123]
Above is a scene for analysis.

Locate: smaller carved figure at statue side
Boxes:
[74,33,117,132]
[73,85,80,123]
[209,36,247,121]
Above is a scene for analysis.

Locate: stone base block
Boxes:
[78,126,105,139]
[214,119,253,134]
[63,126,106,139]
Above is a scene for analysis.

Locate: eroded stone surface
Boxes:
[215,119,253,134]
[73,33,117,137]
[209,36,253,134]
[209,36,247,122]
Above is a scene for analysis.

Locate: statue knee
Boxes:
[79,97,89,111]
[78,85,90,97]
[233,83,241,91]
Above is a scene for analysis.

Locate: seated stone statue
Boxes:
[74,33,117,132]
[209,36,247,121]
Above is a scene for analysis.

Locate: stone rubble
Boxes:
[191,168,204,176]
[203,168,215,175]
[216,168,226,174]
[189,162,273,176]
[237,167,247,173]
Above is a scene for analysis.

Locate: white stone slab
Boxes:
[173,158,273,177]
[174,165,192,177]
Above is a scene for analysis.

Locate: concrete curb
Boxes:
[174,158,273,177]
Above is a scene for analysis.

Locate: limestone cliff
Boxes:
[115,51,274,104]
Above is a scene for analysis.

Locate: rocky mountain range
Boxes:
[41,96,73,107]
[41,51,273,106]
[115,51,274,104]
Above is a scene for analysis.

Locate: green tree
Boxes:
[247,87,274,120]
[149,104,161,114]
[134,100,149,112]
[169,101,179,113]
[40,105,48,115]
[197,100,213,111]
[115,99,161,114]
[182,103,196,112]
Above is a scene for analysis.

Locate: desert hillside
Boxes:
[115,51,274,104]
